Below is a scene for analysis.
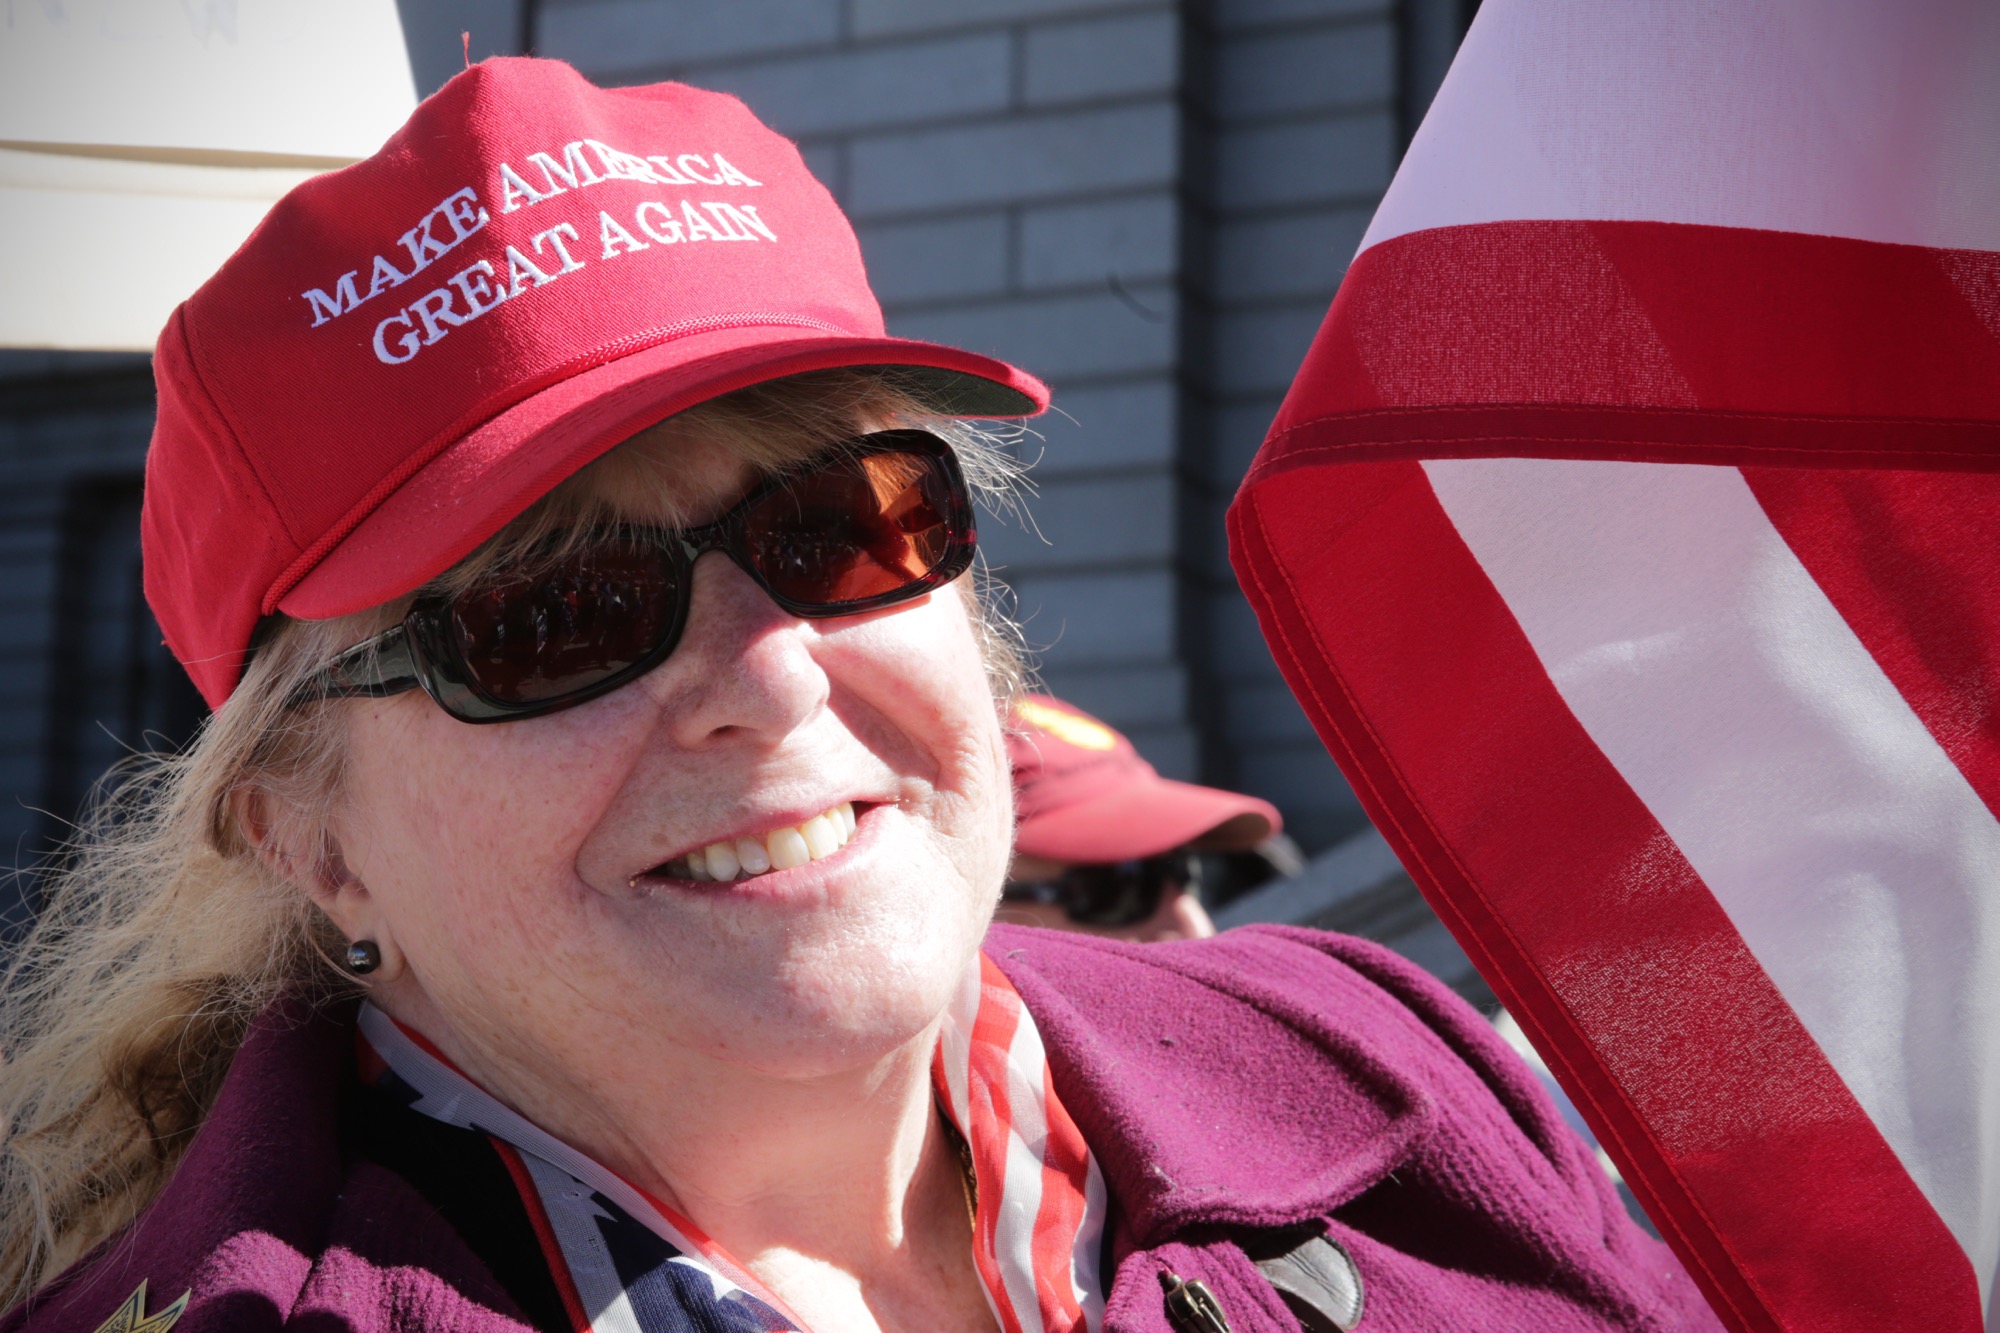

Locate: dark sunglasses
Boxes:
[298,429,977,723]
[1002,851,1202,928]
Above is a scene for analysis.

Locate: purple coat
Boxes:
[4,925,1720,1331]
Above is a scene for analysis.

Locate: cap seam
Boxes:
[167,306,311,560]
[260,313,863,613]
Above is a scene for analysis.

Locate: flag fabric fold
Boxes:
[1227,3,2000,1330]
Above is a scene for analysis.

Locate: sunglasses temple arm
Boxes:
[299,625,422,701]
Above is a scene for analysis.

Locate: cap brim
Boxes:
[276,324,1046,620]
[1013,776,1279,863]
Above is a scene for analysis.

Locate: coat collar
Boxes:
[983,924,1438,1249]
[5,995,357,1332]
[17,930,1438,1332]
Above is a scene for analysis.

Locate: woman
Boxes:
[0,60,1719,1333]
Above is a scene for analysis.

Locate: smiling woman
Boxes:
[0,373,1036,1330]
[0,58,1718,1333]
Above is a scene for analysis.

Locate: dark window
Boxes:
[27,478,207,901]
[1400,0,1483,147]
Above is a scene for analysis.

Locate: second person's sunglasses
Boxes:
[1002,852,1202,928]
[300,429,976,723]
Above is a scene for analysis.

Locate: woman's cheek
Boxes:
[342,700,636,916]
[843,590,994,746]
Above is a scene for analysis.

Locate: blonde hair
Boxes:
[0,370,1032,1305]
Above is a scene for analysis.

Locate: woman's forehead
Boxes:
[565,417,777,527]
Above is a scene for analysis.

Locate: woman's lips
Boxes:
[648,801,860,882]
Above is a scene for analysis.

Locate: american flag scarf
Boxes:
[355,953,1107,1333]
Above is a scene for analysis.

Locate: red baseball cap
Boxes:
[1008,695,1280,863]
[141,58,1047,707]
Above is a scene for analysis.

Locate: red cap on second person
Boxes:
[1008,695,1280,863]
[142,58,1047,707]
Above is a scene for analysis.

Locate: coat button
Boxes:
[1159,1269,1233,1333]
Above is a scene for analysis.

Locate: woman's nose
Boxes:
[641,550,831,746]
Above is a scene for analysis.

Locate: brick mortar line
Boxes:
[832,91,1177,144]
[847,0,1169,43]
[987,462,1184,485]
[882,278,1181,317]
[849,184,1183,229]
[590,23,1020,83]
[1211,198,1379,224]
[1210,102,1398,133]
[1211,8,1398,41]
[997,557,1184,579]
[1203,292,1346,316]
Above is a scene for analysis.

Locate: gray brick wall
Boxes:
[1177,0,1405,848]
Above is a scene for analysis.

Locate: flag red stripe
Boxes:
[1247,402,2000,483]
[1744,467,2000,825]
[1271,220,2000,443]
[968,961,1030,1333]
[490,1139,595,1333]
[1229,457,1981,1333]
[1030,1072,1091,1331]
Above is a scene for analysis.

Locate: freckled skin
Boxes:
[316,425,1011,1333]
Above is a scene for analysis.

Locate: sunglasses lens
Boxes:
[1060,864,1150,925]
[411,438,967,720]
[742,449,963,608]
[1059,853,1199,927]
[448,544,681,705]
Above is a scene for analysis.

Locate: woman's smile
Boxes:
[638,799,870,887]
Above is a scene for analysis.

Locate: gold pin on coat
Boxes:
[92,1280,189,1333]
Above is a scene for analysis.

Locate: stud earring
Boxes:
[345,940,382,975]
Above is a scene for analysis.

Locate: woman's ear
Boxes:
[229,782,405,982]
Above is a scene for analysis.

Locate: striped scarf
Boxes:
[355,953,1106,1333]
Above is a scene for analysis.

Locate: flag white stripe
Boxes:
[1003,994,1109,1331]
[1425,457,2000,1324]
[940,964,981,1130]
[998,1006,1052,1333]
[521,1155,650,1333]
[1365,0,2000,256]
[1073,1157,1108,1333]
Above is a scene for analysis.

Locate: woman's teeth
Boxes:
[668,802,858,882]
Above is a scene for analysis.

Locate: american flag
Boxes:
[1227,2,2000,1330]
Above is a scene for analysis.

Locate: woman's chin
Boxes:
[660,913,980,1079]
[674,990,950,1081]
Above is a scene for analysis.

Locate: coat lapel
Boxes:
[983,924,1437,1248]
